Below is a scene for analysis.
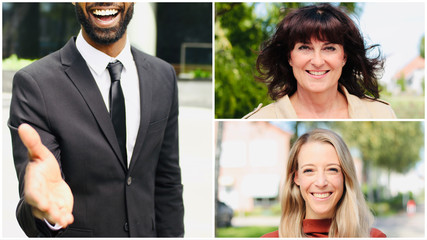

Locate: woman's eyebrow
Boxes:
[326,163,341,167]
[300,163,315,168]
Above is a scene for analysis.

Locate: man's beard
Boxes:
[75,3,134,45]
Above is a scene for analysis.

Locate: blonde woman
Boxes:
[262,129,386,237]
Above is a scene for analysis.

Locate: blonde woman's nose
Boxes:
[314,172,328,187]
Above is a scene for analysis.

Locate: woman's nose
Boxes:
[310,50,325,67]
[315,172,328,187]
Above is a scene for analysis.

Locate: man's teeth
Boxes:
[313,193,331,198]
[308,71,328,76]
[93,9,118,16]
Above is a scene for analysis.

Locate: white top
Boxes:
[76,32,140,167]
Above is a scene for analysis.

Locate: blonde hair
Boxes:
[279,129,373,237]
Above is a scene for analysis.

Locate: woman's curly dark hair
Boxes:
[256,3,384,100]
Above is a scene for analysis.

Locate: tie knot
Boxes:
[107,61,123,82]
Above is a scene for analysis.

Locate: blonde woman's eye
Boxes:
[303,169,313,173]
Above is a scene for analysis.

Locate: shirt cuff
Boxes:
[44,218,63,230]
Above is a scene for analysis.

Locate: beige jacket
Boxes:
[243,87,397,119]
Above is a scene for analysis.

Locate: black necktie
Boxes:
[107,61,127,165]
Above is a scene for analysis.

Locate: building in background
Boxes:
[2,2,212,79]
[218,122,292,213]
[391,56,425,95]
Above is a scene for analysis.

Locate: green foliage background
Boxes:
[215,3,424,119]
[215,3,271,118]
[215,3,361,118]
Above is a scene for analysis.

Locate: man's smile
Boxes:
[88,5,122,28]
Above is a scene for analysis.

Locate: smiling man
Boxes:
[9,2,184,237]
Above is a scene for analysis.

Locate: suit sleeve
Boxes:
[8,70,64,237]
[154,65,184,237]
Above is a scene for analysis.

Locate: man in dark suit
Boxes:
[9,2,184,237]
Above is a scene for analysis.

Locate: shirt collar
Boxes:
[75,31,133,75]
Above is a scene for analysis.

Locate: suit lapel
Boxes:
[60,38,127,171]
[128,48,152,171]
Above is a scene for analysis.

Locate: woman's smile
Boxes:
[311,192,332,199]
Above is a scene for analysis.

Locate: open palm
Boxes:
[19,124,74,228]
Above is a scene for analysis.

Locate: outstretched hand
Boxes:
[18,123,74,228]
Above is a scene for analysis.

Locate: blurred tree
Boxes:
[396,75,406,92]
[215,3,360,118]
[333,122,424,201]
[420,35,425,58]
[215,3,270,118]
[289,121,334,145]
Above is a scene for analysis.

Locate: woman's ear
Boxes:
[294,171,300,186]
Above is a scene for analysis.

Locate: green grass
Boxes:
[382,95,424,119]
[217,226,277,238]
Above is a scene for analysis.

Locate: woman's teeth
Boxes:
[313,193,331,198]
[307,71,328,76]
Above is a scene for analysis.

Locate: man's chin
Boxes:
[87,31,122,45]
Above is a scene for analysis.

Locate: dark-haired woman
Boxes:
[244,4,396,119]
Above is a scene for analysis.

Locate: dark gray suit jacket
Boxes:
[9,37,184,237]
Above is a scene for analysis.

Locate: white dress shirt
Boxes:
[76,32,141,167]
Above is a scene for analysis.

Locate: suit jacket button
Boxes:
[124,222,129,232]
[127,177,132,186]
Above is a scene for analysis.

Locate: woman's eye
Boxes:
[324,46,336,51]
[303,169,313,173]
[328,168,339,172]
[298,45,310,50]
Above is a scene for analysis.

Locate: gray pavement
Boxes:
[373,206,425,238]
[2,72,214,237]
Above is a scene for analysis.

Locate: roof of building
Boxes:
[393,56,425,79]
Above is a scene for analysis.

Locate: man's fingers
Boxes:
[43,204,74,228]
[18,123,51,161]
[32,199,74,229]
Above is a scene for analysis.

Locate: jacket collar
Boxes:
[60,37,128,171]
[126,47,152,171]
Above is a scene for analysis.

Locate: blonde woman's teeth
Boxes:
[313,193,331,198]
